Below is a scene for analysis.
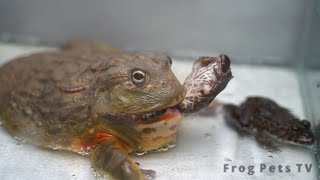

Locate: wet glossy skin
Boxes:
[0,45,185,179]
[224,97,315,150]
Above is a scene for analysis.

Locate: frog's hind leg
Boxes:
[91,139,156,180]
[255,131,281,152]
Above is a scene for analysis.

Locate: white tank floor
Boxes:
[0,43,316,180]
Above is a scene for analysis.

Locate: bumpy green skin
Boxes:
[0,48,185,180]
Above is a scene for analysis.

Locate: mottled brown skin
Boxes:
[0,46,185,180]
[177,55,232,113]
[224,97,315,150]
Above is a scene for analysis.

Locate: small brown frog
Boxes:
[224,96,315,151]
[0,40,232,180]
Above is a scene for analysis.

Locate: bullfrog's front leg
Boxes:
[61,39,121,53]
[91,139,155,180]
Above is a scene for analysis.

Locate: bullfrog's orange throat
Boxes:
[72,130,131,154]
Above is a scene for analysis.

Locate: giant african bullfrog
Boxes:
[224,96,315,151]
[0,40,232,180]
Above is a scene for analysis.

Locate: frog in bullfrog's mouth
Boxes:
[0,41,232,180]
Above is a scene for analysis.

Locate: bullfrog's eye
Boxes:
[131,70,146,85]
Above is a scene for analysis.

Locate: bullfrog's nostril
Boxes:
[161,82,166,87]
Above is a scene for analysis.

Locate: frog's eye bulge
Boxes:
[131,69,147,86]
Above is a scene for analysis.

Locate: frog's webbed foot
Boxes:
[61,40,120,54]
[255,131,281,152]
[91,139,156,180]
